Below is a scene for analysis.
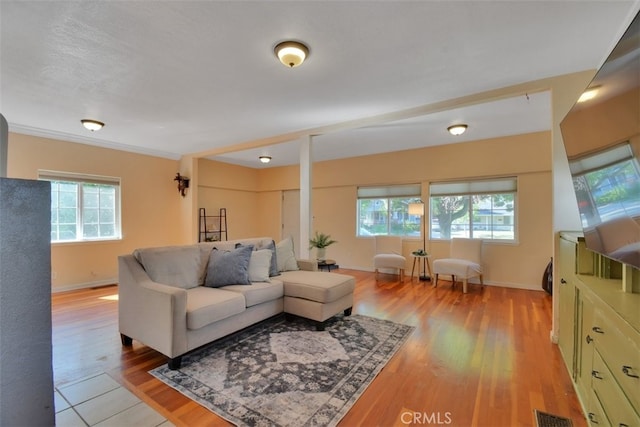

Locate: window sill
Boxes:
[52,238,122,247]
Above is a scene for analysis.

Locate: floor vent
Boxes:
[534,410,573,427]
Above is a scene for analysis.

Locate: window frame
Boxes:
[356,184,422,238]
[39,170,122,243]
[429,177,517,242]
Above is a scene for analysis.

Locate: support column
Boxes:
[299,136,313,259]
[0,178,54,426]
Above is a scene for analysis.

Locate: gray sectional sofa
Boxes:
[118,237,355,369]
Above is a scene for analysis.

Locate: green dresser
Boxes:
[558,232,640,427]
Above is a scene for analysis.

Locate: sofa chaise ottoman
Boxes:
[281,270,354,330]
[118,237,355,369]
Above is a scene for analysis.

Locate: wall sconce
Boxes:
[174,173,190,197]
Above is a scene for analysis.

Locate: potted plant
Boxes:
[309,231,337,261]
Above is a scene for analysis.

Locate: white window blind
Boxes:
[357,184,421,198]
[430,178,517,196]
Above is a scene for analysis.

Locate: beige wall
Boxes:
[6,71,594,294]
[8,133,186,291]
[197,159,262,240]
[198,131,553,290]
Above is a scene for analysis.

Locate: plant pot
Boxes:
[316,247,326,261]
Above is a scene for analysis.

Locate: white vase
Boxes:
[316,247,326,261]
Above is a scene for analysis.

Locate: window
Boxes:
[430,178,517,241]
[569,143,640,228]
[39,171,121,243]
[357,184,422,237]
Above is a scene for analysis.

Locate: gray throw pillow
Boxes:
[205,245,253,287]
[259,239,280,277]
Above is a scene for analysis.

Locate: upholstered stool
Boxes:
[281,271,355,330]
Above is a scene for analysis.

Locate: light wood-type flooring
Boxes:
[52,269,586,427]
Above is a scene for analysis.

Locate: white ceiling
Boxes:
[2,1,639,168]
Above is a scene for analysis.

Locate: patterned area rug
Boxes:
[150,314,414,427]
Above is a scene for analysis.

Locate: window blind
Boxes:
[430,178,517,196]
[357,184,421,199]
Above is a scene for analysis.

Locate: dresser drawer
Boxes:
[587,387,611,427]
[593,309,640,412]
[592,350,640,427]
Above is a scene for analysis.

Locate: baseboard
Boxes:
[338,266,544,291]
[52,279,117,293]
[484,280,544,291]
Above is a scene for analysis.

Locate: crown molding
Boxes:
[8,123,181,161]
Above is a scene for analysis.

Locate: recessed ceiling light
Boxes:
[447,124,467,136]
[274,41,309,68]
[259,155,272,164]
[81,119,105,131]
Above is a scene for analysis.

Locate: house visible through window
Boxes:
[430,178,517,241]
[357,184,422,237]
[569,142,640,228]
[39,171,121,243]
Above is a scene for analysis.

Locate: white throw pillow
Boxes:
[276,236,299,272]
[248,249,272,282]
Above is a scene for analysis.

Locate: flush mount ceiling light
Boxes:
[81,119,105,131]
[447,124,468,136]
[274,41,309,68]
[259,155,272,164]
[578,85,601,103]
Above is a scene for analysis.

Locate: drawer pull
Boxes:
[591,370,603,380]
[588,413,598,423]
[622,366,639,378]
[591,326,604,334]
[586,335,593,344]
[560,278,567,284]
[619,424,629,427]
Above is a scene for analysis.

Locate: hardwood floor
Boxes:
[52,270,586,427]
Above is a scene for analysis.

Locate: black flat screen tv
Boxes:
[560,10,640,269]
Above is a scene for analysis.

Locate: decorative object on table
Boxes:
[150,314,414,427]
[309,231,337,261]
[408,201,430,280]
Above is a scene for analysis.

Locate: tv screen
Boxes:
[560,10,640,269]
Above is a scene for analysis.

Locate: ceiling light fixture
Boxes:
[81,119,105,131]
[578,86,600,103]
[259,155,272,164]
[447,124,468,136]
[274,41,309,68]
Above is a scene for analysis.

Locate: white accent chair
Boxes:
[433,238,483,293]
[373,235,406,281]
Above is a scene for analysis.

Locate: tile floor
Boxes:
[55,373,174,427]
